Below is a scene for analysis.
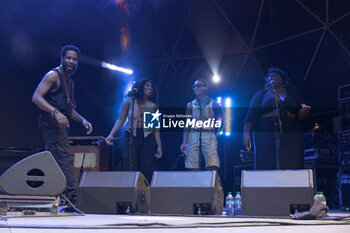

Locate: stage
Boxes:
[1,211,349,233]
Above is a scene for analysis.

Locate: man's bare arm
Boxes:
[32,71,69,128]
[32,71,59,114]
[71,109,93,134]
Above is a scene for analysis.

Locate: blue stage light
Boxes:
[224,97,232,107]
[217,96,222,105]
[224,97,232,136]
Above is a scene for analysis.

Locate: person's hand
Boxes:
[106,134,114,145]
[243,133,252,152]
[155,146,162,159]
[300,104,311,113]
[55,111,69,128]
[82,119,93,134]
[298,104,311,119]
[180,143,187,154]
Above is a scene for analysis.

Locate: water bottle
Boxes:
[234,192,242,216]
[226,192,234,216]
[314,191,327,206]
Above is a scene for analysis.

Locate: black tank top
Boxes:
[39,68,73,128]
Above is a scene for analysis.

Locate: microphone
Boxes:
[126,88,138,97]
[267,80,276,90]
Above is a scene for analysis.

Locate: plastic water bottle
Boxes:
[234,192,242,216]
[314,191,327,206]
[226,192,234,216]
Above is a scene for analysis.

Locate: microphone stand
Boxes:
[128,94,135,172]
[198,89,205,170]
[78,151,87,182]
[272,86,283,170]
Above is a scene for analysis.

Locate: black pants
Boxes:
[253,116,303,170]
[121,129,156,183]
[41,127,78,204]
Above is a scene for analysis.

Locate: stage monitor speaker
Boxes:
[241,169,314,216]
[78,171,150,214]
[150,171,223,215]
[0,151,66,196]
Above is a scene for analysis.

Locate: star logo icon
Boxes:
[143,110,162,129]
[150,109,162,122]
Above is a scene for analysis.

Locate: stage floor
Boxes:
[1,211,350,233]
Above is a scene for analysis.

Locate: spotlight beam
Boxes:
[79,55,133,75]
[101,62,133,75]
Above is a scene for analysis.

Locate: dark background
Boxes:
[1,0,350,192]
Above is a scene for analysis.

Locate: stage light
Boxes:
[224,97,232,136]
[224,97,232,107]
[212,74,221,83]
[217,97,222,105]
[101,61,133,75]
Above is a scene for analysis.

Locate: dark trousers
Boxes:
[121,129,156,183]
[41,127,78,204]
[254,132,303,170]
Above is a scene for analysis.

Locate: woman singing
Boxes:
[106,78,162,182]
[243,68,310,170]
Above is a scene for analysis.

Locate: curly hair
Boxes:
[60,44,81,58]
[132,78,158,104]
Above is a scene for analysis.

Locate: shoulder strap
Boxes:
[52,68,63,79]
